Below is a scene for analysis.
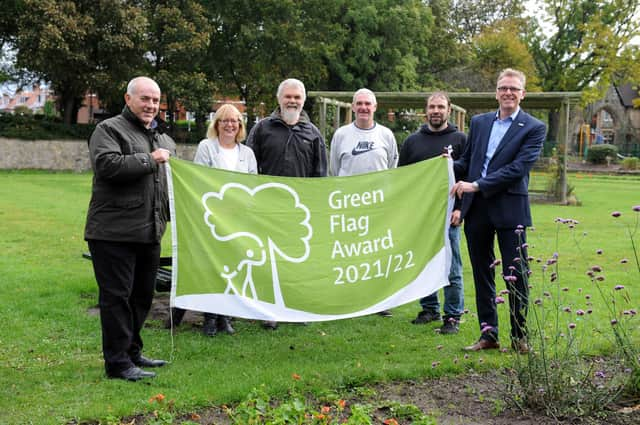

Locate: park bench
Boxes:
[82,252,172,292]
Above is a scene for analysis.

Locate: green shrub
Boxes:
[621,157,639,170]
[587,144,618,164]
[13,105,33,116]
[0,113,95,140]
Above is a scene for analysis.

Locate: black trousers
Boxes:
[88,240,160,375]
[463,196,529,342]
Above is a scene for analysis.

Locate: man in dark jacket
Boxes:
[399,92,466,334]
[246,78,327,178]
[452,69,546,353]
[85,76,175,381]
[246,78,327,329]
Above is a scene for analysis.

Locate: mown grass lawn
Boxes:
[0,170,637,424]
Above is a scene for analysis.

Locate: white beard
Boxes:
[281,107,301,125]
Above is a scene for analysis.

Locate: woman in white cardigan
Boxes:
[193,104,257,174]
[171,104,257,336]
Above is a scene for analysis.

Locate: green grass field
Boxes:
[0,170,638,424]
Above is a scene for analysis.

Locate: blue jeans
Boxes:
[420,225,464,320]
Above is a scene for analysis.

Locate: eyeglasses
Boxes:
[497,86,523,93]
[220,119,241,125]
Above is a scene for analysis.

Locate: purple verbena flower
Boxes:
[534,298,542,305]
[508,265,516,271]
[596,275,605,281]
[563,306,572,313]
[562,287,569,292]
[481,325,494,334]
[595,371,606,378]
[500,289,510,295]
[611,319,618,325]
[620,258,628,264]
[611,211,621,218]
[596,249,603,255]
[504,275,518,282]
[614,285,625,290]
[632,205,640,212]
[576,309,585,316]
[568,323,576,329]
[495,296,505,304]
[591,265,602,272]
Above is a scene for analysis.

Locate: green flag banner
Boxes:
[167,156,454,321]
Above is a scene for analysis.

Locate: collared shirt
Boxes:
[481,108,520,177]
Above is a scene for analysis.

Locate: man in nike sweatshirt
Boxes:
[329,88,398,317]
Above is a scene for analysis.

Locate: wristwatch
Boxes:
[471,182,479,191]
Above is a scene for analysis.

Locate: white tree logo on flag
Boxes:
[202,183,312,307]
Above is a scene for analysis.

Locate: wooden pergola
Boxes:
[308,91,582,204]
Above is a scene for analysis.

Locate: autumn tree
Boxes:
[525,0,640,139]
[472,21,540,92]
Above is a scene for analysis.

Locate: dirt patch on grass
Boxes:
[111,295,640,424]
[122,371,639,424]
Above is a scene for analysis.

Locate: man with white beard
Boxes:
[246,78,328,329]
[247,78,327,178]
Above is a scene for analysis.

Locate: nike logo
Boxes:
[351,141,375,156]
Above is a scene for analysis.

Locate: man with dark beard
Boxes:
[246,78,327,329]
[399,91,466,334]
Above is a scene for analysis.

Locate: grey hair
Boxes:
[127,76,160,95]
[277,78,306,101]
[352,88,377,105]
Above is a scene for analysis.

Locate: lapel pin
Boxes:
[518,122,525,127]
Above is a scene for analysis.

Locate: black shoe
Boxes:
[132,355,167,368]
[412,310,441,324]
[440,318,460,334]
[377,310,393,317]
[108,366,156,381]
[262,320,278,330]
[203,317,218,336]
[216,316,235,334]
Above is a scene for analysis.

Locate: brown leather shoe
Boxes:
[464,339,500,351]
[511,339,530,354]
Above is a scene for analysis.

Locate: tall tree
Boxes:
[0,1,22,82]
[450,0,525,43]
[205,0,340,122]
[14,0,146,124]
[472,21,541,91]
[325,0,435,91]
[525,0,640,139]
[426,0,526,90]
[142,0,212,127]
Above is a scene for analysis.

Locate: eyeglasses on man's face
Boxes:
[220,119,241,125]
[497,86,523,93]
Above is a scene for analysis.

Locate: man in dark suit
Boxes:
[451,68,546,353]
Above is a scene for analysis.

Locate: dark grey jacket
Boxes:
[84,107,176,243]
[246,108,327,177]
